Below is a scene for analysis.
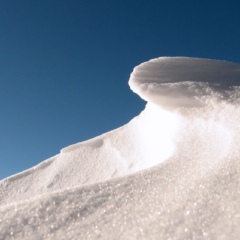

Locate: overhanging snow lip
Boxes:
[128,57,240,109]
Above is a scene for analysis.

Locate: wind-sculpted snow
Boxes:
[1,57,240,239]
[129,57,240,109]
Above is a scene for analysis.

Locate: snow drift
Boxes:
[1,57,240,240]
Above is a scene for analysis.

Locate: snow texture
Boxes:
[129,57,240,109]
[1,57,240,239]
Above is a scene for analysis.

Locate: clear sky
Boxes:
[1,0,240,180]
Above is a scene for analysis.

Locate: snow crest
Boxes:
[129,57,240,109]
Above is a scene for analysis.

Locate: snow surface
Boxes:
[1,57,240,239]
[130,57,240,109]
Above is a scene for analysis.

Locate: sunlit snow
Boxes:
[1,57,240,240]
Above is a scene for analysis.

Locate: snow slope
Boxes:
[1,57,240,239]
[0,102,183,205]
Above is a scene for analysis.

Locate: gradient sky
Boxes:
[1,0,240,180]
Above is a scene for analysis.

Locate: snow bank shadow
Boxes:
[129,57,240,110]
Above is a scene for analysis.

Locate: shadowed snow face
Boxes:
[129,57,240,109]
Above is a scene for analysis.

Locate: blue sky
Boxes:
[1,0,240,179]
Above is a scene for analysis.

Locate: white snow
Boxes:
[1,57,240,239]
[129,57,240,109]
